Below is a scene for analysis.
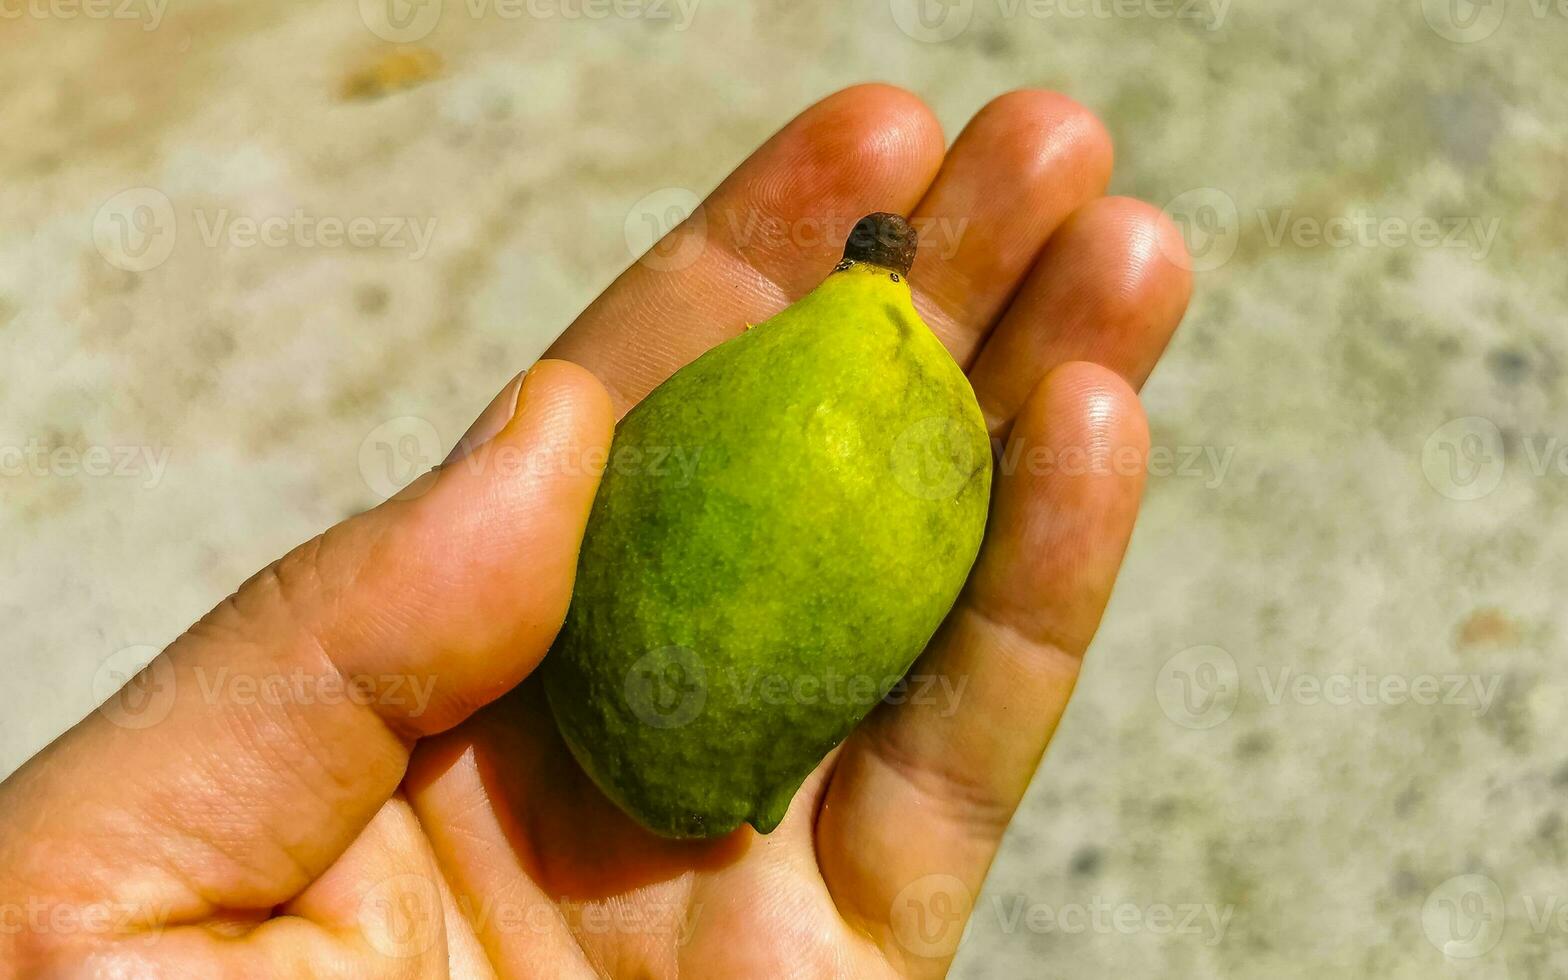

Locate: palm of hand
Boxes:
[406,85,1189,978]
[0,85,1188,979]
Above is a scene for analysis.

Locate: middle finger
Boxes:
[906,89,1114,366]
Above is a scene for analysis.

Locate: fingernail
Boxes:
[444,369,529,466]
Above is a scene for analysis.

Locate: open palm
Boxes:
[405,85,1191,978]
[0,86,1188,978]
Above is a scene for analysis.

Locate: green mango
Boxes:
[542,214,992,838]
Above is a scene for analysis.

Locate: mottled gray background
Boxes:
[3,0,1565,976]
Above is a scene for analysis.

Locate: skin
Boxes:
[0,85,1191,978]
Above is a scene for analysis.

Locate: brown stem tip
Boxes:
[842,212,917,276]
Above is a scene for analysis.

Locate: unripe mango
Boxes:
[543,214,991,838]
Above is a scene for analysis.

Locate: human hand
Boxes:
[0,356,616,976]
[0,85,1190,978]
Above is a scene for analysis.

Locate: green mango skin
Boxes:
[542,261,992,839]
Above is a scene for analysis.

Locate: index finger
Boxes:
[545,83,945,413]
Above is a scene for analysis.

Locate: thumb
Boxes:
[0,359,614,930]
[288,358,616,733]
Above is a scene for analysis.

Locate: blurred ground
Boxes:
[3,0,1566,975]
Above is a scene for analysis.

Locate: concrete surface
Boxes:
[3,0,1566,975]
